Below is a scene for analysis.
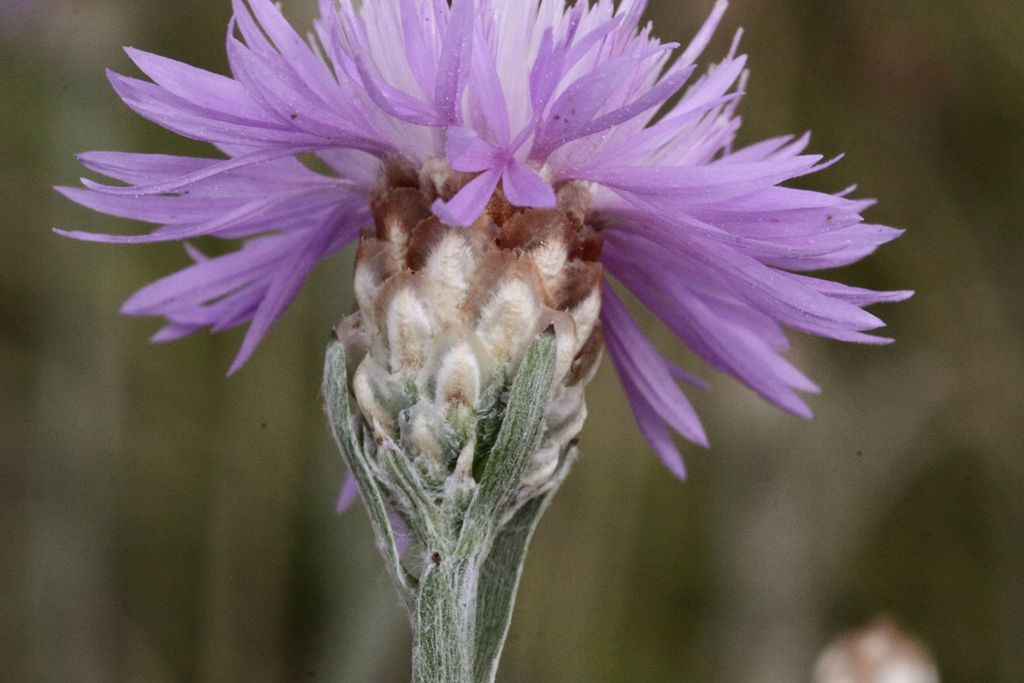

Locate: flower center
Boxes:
[335,160,607,500]
[345,158,605,388]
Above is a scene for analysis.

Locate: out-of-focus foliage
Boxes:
[1,1,1021,681]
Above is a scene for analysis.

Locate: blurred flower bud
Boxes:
[813,618,940,683]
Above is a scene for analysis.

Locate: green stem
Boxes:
[412,554,483,683]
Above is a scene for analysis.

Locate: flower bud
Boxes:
[337,161,603,525]
[813,618,939,683]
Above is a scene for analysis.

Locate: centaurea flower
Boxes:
[59,0,909,475]
[59,1,910,679]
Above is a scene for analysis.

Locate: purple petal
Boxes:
[398,0,439,98]
[533,49,673,158]
[604,242,816,417]
[431,168,501,227]
[723,132,812,164]
[528,29,562,117]
[434,0,474,123]
[390,511,414,555]
[603,286,709,448]
[761,225,907,272]
[56,188,347,244]
[612,202,856,262]
[445,126,500,172]
[124,47,268,120]
[564,16,623,70]
[576,156,823,203]
[608,228,886,338]
[467,30,510,145]
[679,0,729,65]
[84,144,329,196]
[168,282,266,331]
[783,273,914,306]
[501,161,556,209]
[572,65,694,142]
[76,151,214,184]
[581,93,742,170]
[55,185,244,224]
[207,285,269,333]
[317,149,381,189]
[336,474,358,513]
[240,0,339,97]
[151,323,202,344]
[120,235,288,316]
[76,150,324,195]
[669,364,710,391]
[55,0,911,444]
[107,71,318,147]
[670,55,747,118]
[228,221,339,375]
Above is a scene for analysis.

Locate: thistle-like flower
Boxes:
[58,0,909,478]
[59,1,910,678]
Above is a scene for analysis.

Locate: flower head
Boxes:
[59,0,910,476]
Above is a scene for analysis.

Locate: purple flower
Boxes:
[59,0,910,475]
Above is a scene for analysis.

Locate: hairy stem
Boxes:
[412,554,483,683]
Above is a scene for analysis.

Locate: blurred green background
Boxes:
[2,1,1022,681]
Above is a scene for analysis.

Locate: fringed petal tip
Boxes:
[226,348,253,377]
[52,226,85,241]
[882,289,915,303]
[52,227,157,245]
[149,324,195,344]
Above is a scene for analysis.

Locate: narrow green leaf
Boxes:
[460,331,557,550]
[323,342,417,606]
[472,495,545,682]
[472,442,579,682]
[378,441,451,546]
